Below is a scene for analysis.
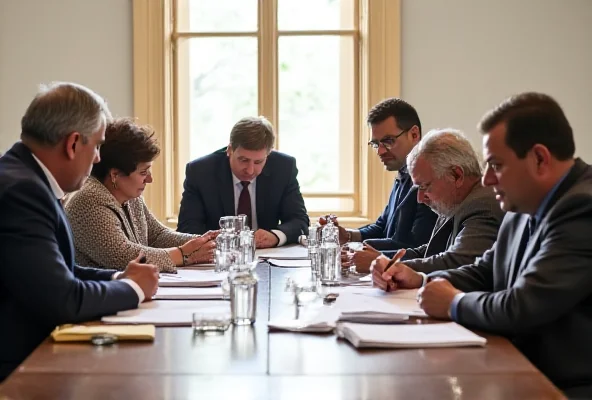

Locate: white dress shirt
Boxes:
[31,154,144,303]
[232,174,287,246]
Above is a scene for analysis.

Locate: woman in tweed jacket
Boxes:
[65,118,216,272]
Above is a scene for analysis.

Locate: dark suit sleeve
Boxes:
[276,158,309,244]
[450,195,592,336]
[0,181,139,326]
[359,203,389,240]
[429,244,496,293]
[73,265,118,281]
[405,207,501,274]
[177,162,208,234]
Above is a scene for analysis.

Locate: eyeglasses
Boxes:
[368,128,410,151]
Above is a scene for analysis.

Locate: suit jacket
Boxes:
[397,183,504,274]
[430,159,592,396]
[66,177,195,272]
[177,148,309,243]
[0,142,139,381]
[361,172,437,249]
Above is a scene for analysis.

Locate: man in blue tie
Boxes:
[0,82,159,381]
[323,98,437,271]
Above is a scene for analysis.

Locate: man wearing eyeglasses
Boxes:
[321,98,437,272]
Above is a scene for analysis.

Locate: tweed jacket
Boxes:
[65,177,195,272]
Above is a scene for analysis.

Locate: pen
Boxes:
[383,248,407,273]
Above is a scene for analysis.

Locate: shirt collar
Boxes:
[31,153,65,200]
[534,167,572,224]
[232,174,256,186]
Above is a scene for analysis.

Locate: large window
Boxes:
[133,0,401,228]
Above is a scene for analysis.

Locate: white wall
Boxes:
[402,0,592,161]
[0,0,133,152]
[1,0,590,160]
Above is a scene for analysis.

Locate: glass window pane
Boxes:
[304,197,354,213]
[278,36,356,196]
[178,0,258,32]
[177,37,257,177]
[278,0,355,31]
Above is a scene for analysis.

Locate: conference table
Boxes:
[0,263,565,399]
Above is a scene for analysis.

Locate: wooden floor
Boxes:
[0,264,565,399]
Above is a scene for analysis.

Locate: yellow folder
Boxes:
[51,324,155,342]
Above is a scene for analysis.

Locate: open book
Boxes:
[336,322,487,348]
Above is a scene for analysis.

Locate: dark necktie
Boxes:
[237,181,252,228]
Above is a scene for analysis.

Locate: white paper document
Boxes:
[336,322,487,349]
[102,300,230,326]
[153,286,225,300]
[266,259,311,268]
[341,287,427,317]
[256,244,308,260]
[333,292,410,323]
[268,307,339,333]
[177,263,215,270]
[158,270,227,287]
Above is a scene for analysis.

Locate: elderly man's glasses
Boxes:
[368,128,410,151]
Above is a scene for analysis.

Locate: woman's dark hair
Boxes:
[91,117,160,181]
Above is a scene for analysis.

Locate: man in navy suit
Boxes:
[325,98,437,271]
[0,82,159,381]
[177,116,309,248]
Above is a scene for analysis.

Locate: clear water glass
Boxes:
[344,241,364,275]
[192,311,231,333]
[230,267,258,325]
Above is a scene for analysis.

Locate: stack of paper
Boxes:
[341,287,428,318]
[268,307,339,333]
[256,244,308,260]
[336,322,487,348]
[178,263,215,270]
[333,292,409,323]
[102,300,229,326]
[266,259,311,268]
[153,286,225,300]
[158,270,227,287]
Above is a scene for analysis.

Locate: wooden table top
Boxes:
[0,264,565,399]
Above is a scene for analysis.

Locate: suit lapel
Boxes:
[218,158,236,217]
[425,216,452,256]
[386,181,414,237]
[507,215,529,287]
[256,166,271,228]
[55,200,75,268]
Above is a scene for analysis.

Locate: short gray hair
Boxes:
[407,128,482,178]
[21,82,112,146]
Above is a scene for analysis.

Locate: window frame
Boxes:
[132,0,401,229]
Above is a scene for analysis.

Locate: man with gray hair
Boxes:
[370,128,504,276]
[0,82,159,381]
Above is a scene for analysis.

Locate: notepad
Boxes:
[178,263,216,270]
[341,287,427,318]
[51,324,155,342]
[153,286,225,300]
[333,292,410,323]
[336,322,487,349]
[256,244,309,260]
[158,270,227,287]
